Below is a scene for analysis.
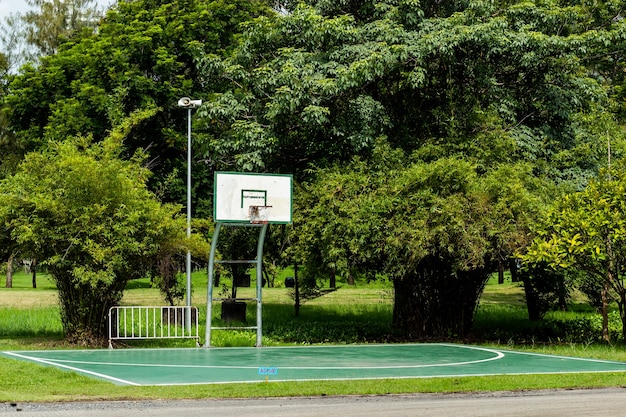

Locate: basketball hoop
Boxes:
[249,205,272,224]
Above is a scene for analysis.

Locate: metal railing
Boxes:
[108,306,199,348]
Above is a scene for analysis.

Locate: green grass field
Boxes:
[1,270,626,402]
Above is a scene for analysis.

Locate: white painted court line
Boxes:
[2,351,141,386]
[6,344,626,387]
[24,354,504,370]
[13,344,505,371]
[32,359,256,370]
[498,348,626,365]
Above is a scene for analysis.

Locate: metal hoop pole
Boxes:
[205,222,222,347]
[256,223,268,347]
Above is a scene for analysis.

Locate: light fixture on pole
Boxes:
[178,97,202,332]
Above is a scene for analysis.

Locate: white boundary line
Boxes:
[2,351,140,386]
[0,343,483,353]
[144,368,626,386]
[35,353,504,370]
[5,344,626,386]
[497,348,626,365]
[10,344,505,371]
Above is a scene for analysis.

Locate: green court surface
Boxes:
[3,343,626,386]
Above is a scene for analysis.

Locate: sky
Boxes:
[0,0,114,22]
[0,0,29,21]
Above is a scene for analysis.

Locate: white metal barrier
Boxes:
[108,306,199,348]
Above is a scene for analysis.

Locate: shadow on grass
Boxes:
[1,294,616,349]
[0,334,66,350]
[125,278,153,290]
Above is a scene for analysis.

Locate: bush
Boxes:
[472,311,622,344]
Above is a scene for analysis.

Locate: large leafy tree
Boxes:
[0,111,186,344]
[197,1,622,337]
[292,143,547,337]
[198,2,617,178]
[2,0,271,211]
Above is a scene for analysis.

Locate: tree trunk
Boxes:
[601,282,610,343]
[498,261,504,284]
[5,253,14,288]
[557,278,568,311]
[392,257,490,339]
[392,277,424,338]
[509,258,520,283]
[294,263,300,317]
[619,295,626,344]
[31,258,37,289]
[329,269,336,289]
[52,267,126,345]
[521,272,541,321]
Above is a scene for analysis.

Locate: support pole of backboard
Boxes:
[205,222,222,347]
[256,223,268,347]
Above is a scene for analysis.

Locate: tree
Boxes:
[0,110,186,344]
[0,0,103,75]
[197,1,619,337]
[4,253,14,288]
[0,0,104,178]
[0,96,16,287]
[522,164,626,342]
[518,263,570,321]
[152,217,211,306]
[0,14,25,75]
[3,0,272,209]
[22,0,103,57]
[198,2,617,178]
[291,141,547,338]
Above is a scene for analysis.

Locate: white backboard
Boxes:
[213,172,293,224]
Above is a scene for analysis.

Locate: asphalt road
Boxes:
[3,388,626,416]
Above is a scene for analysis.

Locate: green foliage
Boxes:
[474,306,623,345]
[199,1,617,182]
[265,318,393,344]
[23,0,102,56]
[151,216,212,305]
[195,0,626,340]
[0,128,185,344]
[2,0,623,343]
[523,161,626,341]
[3,0,272,208]
[518,263,571,321]
[197,2,621,341]
[289,140,548,338]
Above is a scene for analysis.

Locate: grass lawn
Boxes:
[1,270,626,402]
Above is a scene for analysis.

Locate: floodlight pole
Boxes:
[185,106,192,333]
[178,97,202,333]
